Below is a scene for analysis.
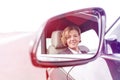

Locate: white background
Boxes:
[0,0,120,32]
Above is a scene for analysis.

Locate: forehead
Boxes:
[69,30,80,35]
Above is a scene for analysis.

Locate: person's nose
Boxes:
[70,36,75,41]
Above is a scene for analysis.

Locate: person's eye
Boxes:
[67,36,71,39]
[74,35,78,37]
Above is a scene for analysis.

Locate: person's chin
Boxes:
[70,46,76,49]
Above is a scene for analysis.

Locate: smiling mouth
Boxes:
[71,41,77,44]
[70,42,77,45]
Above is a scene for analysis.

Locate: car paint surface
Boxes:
[47,58,112,80]
[0,33,46,80]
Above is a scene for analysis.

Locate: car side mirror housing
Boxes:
[30,7,106,68]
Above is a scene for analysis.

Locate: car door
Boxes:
[102,17,120,80]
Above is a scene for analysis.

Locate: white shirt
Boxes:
[68,48,82,54]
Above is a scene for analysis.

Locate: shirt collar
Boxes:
[68,47,82,54]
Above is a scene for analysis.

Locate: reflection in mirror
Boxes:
[36,12,99,62]
[46,29,99,54]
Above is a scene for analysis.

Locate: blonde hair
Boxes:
[61,25,81,46]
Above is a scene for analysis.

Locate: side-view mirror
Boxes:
[30,7,106,68]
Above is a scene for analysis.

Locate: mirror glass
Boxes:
[36,11,100,61]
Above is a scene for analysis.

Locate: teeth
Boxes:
[71,43,75,45]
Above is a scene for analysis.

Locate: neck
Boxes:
[70,47,79,52]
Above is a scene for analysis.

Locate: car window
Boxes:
[80,29,99,53]
[105,17,120,54]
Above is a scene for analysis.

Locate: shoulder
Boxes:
[59,48,72,54]
[79,45,89,53]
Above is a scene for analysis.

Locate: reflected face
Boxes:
[66,30,81,50]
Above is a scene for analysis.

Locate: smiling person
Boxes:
[61,25,89,54]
